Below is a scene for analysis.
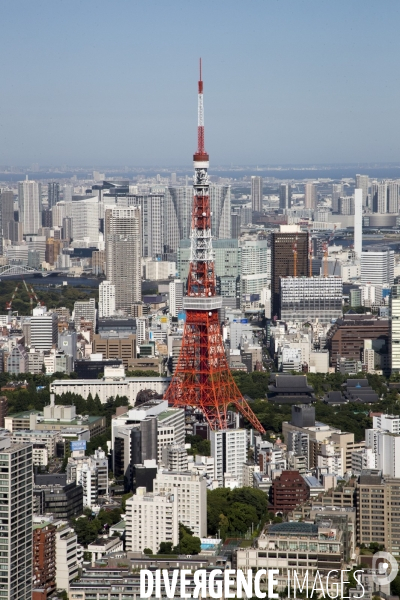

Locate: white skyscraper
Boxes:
[304,182,317,209]
[251,176,263,212]
[211,428,247,487]
[99,280,116,318]
[354,188,362,261]
[169,279,184,317]
[70,196,99,243]
[361,248,394,287]
[18,179,41,234]
[387,181,399,213]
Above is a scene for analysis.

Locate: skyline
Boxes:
[2,1,400,166]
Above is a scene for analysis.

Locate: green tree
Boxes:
[174,524,201,555]
[143,548,153,555]
[121,492,133,512]
[158,542,174,555]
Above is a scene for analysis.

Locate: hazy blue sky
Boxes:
[1,0,400,166]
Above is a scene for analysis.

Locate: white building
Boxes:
[19,179,41,235]
[51,374,170,405]
[55,522,79,593]
[153,471,207,537]
[373,414,400,433]
[73,297,96,330]
[351,447,376,476]
[99,280,116,318]
[169,279,184,317]
[391,285,400,373]
[279,276,343,324]
[125,487,178,553]
[67,448,109,507]
[360,283,382,307]
[146,260,176,280]
[354,188,362,260]
[70,196,100,243]
[30,309,58,351]
[361,249,394,287]
[317,441,343,477]
[210,428,247,488]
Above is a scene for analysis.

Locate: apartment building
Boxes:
[32,522,56,599]
[125,487,179,553]
[356,470,400,555]
[153,471,207,537]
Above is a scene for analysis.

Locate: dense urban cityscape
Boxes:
[3,1,400,599]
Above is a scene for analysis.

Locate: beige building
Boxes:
[153,471,207,538]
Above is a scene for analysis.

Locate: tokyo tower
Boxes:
[164,60,266,434]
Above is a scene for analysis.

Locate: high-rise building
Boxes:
[371,180,387,213]
[331,183,343,213]
[169,279,184,317]
[128,194,164,258]
[339,196,354,215]
[105,207,142,313]
[73,298,96,331]
[32,521,56,597]
[125,487,178,553]
[31,310,58,351]
[390,285,400,374]
[47,182,60,208]
[355,175,369,208]
[354,188,362,260]
[70,196,99,243]
[0,190,15,242]
[99,280,116,318]
[18,179,41,234]
[2,442,34,600]
[279,276,343,323]
[210,428,247,487]
[361,248,394,287]
[231,212,241,239]
[240,239,270,276]
[271,226,309,318]
[251,176,263,213]
[279,183,292,210]
[304,182,317,209]
[387,180,399,213]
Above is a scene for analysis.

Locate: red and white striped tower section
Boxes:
[164,60,265,434]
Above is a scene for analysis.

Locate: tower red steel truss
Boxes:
[164,61,265,434]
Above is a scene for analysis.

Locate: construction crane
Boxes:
[293,236,298,277]
[5,283,20,311]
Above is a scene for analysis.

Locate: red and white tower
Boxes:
[164,61,265,434]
